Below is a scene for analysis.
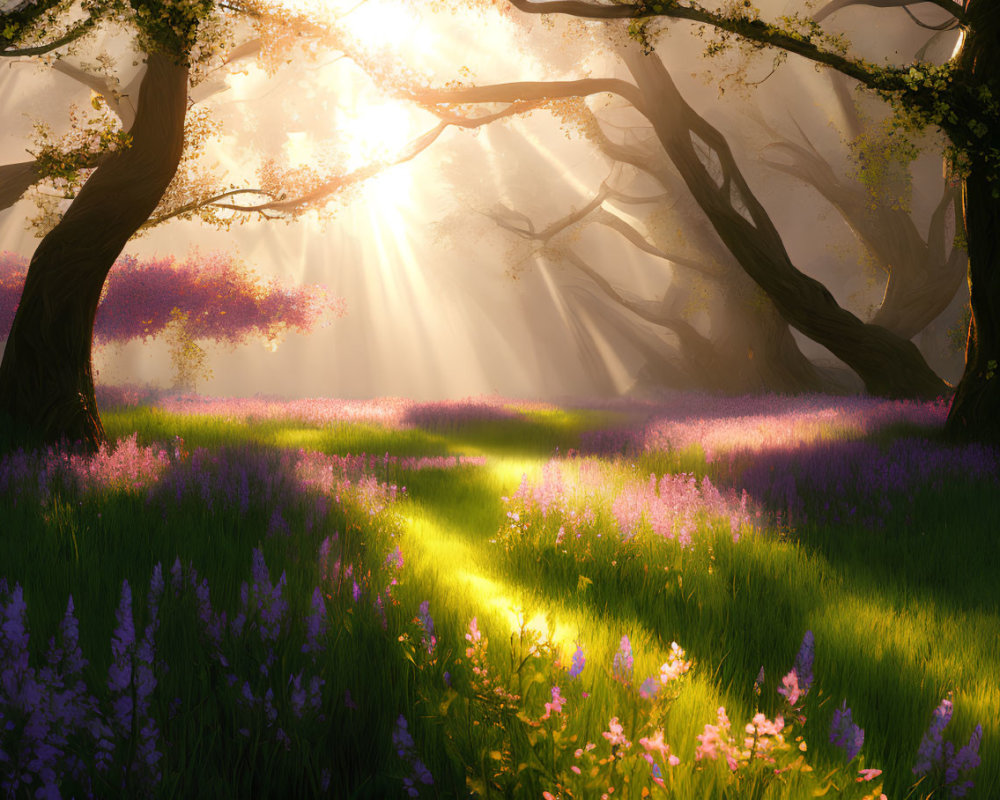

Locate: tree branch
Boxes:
[1,17,97,58]
[812,0,967,25]
[410,77,646,116]
[505,0,968,89]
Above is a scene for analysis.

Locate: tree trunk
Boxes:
[944,2,1000,440]
[946,167,1000,439]
[0,52,188,451]
[621,45,949,400]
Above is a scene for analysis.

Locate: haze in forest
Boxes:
[0,0,968,400]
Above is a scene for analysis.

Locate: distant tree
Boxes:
[485,0,997,440]
[410,42,948,399]
[0,249,344,391]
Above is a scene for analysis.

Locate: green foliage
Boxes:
[125,0,217,58]
[848,119,918,213]
[947,304,972,355]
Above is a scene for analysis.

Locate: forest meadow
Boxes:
[1,0,998,798]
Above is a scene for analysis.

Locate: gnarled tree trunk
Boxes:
[0,51,188,451]
[620,45,949,400]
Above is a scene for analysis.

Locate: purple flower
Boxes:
[2,584,30,673]
[568,643,585,679]
[914,698,953,776]
[108,581,135,697]
[147,563,164,616]
[613,636,633,683]
[412,757,433,786]
[385,546,404,571]
[302,587,326,655]
[947,724,982,797]
[289,673,306,718]
[393,714,414,758]
[416,601,436,655]
[829,701,864,761]
[793,631,814,696]
[914,698,982,796]
[639,676,659,700]
[170,558,183,594]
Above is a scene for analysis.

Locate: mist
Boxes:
[0,0,967,400]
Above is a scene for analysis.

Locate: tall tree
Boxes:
[410,43,948,400]
[0,0,447,450]
[495,0,997,439]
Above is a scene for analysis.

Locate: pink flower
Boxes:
[540,686,566,720]
[696,707,738,770]
[602,717,631,749]
[639,729,674,761]
[659,641,691,683]
[777,670,801,707]
[857,768,882,782]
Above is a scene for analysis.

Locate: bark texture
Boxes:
[0,160,42,213]
[0,52,188,450]
[945,0,1000,440]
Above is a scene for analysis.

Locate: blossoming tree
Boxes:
[1,250,345,390]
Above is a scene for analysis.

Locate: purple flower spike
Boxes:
[793,631,814,695]
[829,700,864,761]
[302,587,327,655]
[914,698,954,776]
[568,643,586,679]
[108,581,135,700]
[393,715,414,758]
[148,563,165,616]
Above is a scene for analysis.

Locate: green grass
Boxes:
[0,403,996,798]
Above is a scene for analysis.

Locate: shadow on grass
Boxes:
[696,432,1000,615]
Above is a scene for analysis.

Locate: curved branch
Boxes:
[410,77,646,116]
[813,0,966,24]
[1,17,97,58]
[507,0,969,85]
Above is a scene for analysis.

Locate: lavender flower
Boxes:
[385,546,404,571]
[946,725,982,797]
[914,698,982,796]
[393,715,433,797]
[568,643,585,679]
[147,563,164,617]
[107,581,135,731]
[416,601,436,655]
[793,631,814,695]
[913,698,953,776]
[829,701,864,761]
[393,714,415,757]
[302,587,327,655]
[613,635,633,683]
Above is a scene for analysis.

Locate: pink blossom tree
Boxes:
[0,250,344,390]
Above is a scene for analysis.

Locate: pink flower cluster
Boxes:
[0,433,173,500]
[505,457,754,548]
[610,471,752,545]
[1,250,344,347]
